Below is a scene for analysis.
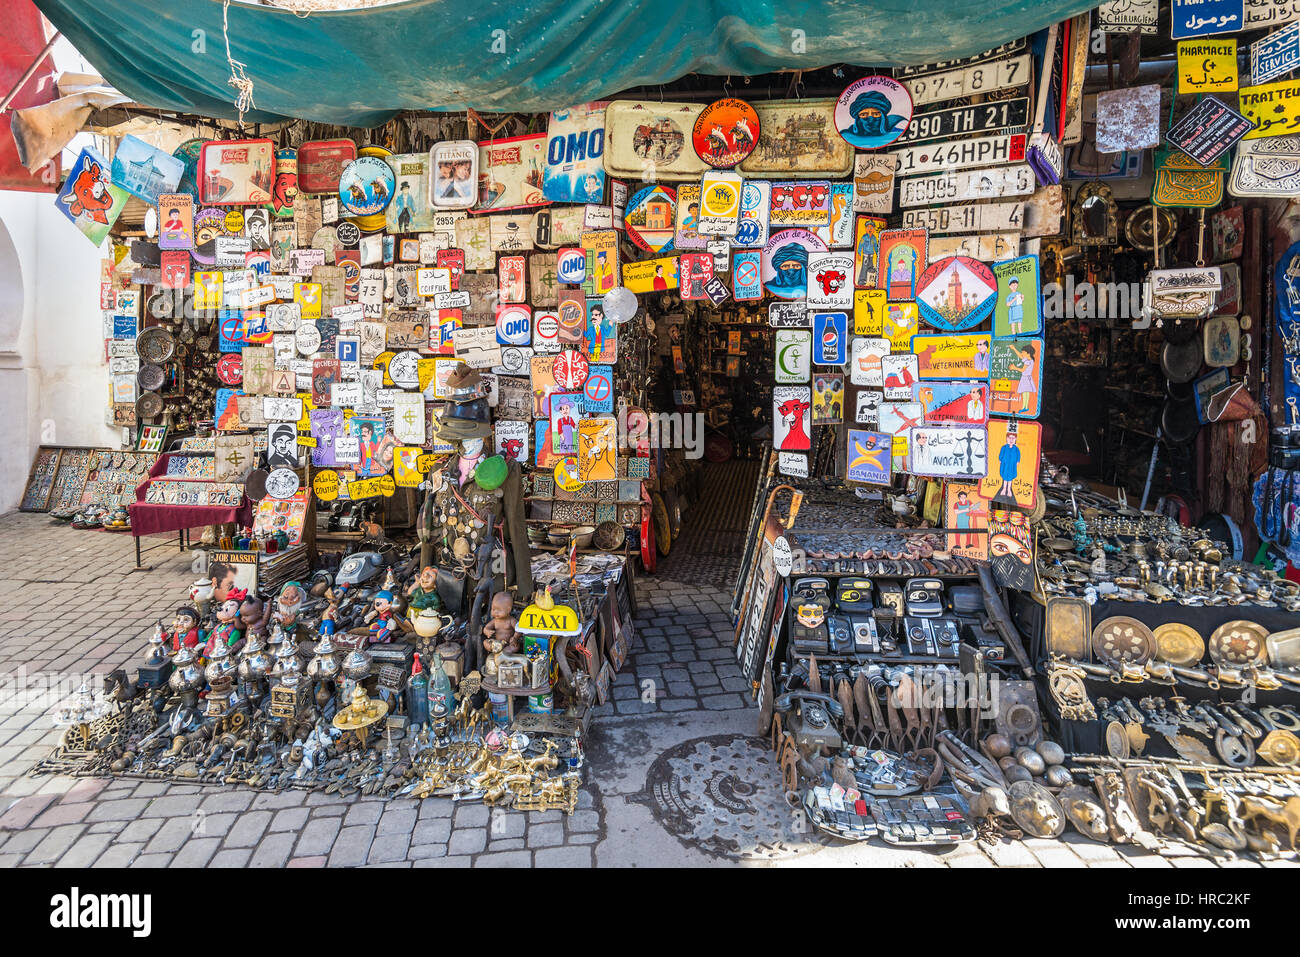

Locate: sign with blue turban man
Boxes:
[835,76,914,149]
[762,228,825,299]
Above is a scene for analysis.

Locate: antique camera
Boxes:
[877,581,905,616]
[903,617,936,656]
[789,578,831,655]
[904,578,945,617]
[827,614,854,654]
[835,578,874,613]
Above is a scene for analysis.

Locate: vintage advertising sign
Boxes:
[1171,0,1244,39]
[386,153,437,233]
[1252,21,1300,84]
[679,253,714,300]
[916,256,997,331]
[852,154,895,214]
[762,228,827,300]
[543,103,607,203]
[882,301,920,352]
[881,354,917,401]
[909,426,989,478]
[698,170,743,235]
[806,253,854,309]
[879,228,928,300]
[834,76,913,149]
[992,256,1042,338]
[851,337,891,386]
[902,202,1023,234]
[846,429,892,485]
[945,481,988,559]
[913,333,992,379]
[815,183,854,249]
[1178,39,1239,92]
[772,386,812,451]
[896,98,1030,146]
[1166,95,1255,163]
[918,381,990,425]
[812,372,844,424]
[474,134,549,212]
[580,229,619,295]
[621,256,679,293]
[577,417,618,481]
[1239,77,1300,137]
[198,139,274,206]
[769,181,832,227]
[979,418,1041,508]
[693,98,760,168]
[989,338,1043,418]
[157,193,194,250]
[812,312,848,365]
[57,148,129,245]
[901,55,1031,107]
[893,133,1028,177]
[673,183,706,249]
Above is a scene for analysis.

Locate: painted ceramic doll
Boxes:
[405,565,442,612]
[204,590,246,658]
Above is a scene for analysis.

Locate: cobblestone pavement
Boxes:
[0,511,1290,868]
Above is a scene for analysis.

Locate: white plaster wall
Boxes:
[0,188,119,513]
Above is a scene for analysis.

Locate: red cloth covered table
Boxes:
[128,453,252,538]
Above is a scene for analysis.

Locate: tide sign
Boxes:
[496,305,532,346]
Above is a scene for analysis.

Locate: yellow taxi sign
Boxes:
[517,601,582,637]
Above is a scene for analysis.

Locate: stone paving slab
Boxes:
[0,512,1283,868]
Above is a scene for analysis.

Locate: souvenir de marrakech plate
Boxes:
[834,76,913,150]
[1153,622,1205,666]
[1209,620,1268,667]
[692,98,760,169]
[338,148,395,229]
[1091,616,1155,666]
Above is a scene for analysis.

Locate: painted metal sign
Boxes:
[902,55,1031,107]
[1177,39,1239,92]
[1240,77,1300,137]
[1252,21,1300,83]
[1229,134,1300,195]
[902,201,1023,234]
[895,98,1030,146]
[916,256,997,331]
[909,426,989,479]
[730,180,770,249]
[1097,0,1158,34]
[1166,95,1255,163]
[774,330,811,383]
[893,134,1028,177]
[1171,0,1244,39]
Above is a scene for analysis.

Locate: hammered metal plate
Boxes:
[136,327,176,364]
[1046,596,1091,661]
[137,363,166,392]
[1091,616,1156,666]
[1153,622,1205,667]
[135,391,163,419]
[1266,628,1300,669]
[1208,620,1268,667]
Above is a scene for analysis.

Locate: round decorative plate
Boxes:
[136,392,163,419]
[1104,720,1130,759]
[136,327,176,364]
[692,98,760,168]
[1153,622,1205,667]
[1208,619,1268,667]
[1091,616,1156,666]
[1257,729,1300,767]
[147,292,175,321]
[136,363,166,392]
[216,352,244,386]
[833,76,913,150]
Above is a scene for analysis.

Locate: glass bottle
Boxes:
[407,653,429,727]
[427,650,454,715]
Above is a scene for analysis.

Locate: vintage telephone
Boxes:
[774,691,844,753]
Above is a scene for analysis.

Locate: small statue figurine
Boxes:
[366,590,408,643]
[481,591,519,678]
[406,565,442,612]
[239,595,269,642]
[164,605,201,652]
[203,588,247,659]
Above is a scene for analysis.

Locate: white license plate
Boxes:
[927,232,1021,262]
[892,134,1028,177]
[895,98,1030,145]
[903,202,1024,234]
[898,164,1036,207]
[902,54,1031,106]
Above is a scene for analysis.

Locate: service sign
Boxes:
[732,250,764,300]
[1252,21,1300,84]
[895,97,1030,146]
[774,330,812,383]
[1171,0,1244,39]
[778,451,809,478]
[893,134,1028,177]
